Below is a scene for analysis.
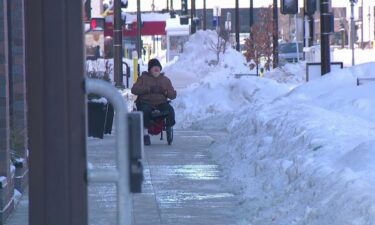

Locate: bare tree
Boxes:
[209,28,231,65]
[244,5,275,72]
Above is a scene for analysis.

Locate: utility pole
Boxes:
[203,0,207,30]
[273,0,279,68]
[320,0,331,75]
[191,0,196,33]
[114,0,124,87]
[137,0,142,58]
[250,0,254,28]
[235,0,240,51]
[350,0,356,66]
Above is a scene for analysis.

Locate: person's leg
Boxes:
[136,102,153,129]
[157,103,175,127]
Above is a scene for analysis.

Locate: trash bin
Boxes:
[88,97,114,139]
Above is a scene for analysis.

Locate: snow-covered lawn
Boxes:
[168,30,375,225]
[333,48,375,67]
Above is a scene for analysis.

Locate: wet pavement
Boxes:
[6,129,240,225]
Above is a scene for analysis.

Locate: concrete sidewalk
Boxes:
[6,129,240,225]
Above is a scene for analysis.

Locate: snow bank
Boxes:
[168,30,375,224]
[264,61,306,84]
[203,64,375,224]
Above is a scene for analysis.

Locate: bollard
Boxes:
[133,51,139,82]
[260,68,265,77]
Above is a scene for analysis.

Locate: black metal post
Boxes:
[137,0,142,58]
[203,0,206,30]
[273,0,279,68]
[320,0,331,75]
[250,0,254,28]
[25,0,88,224]
[191,0,196,33]
[309,14,314,46]
[235,0,240,51]
[114,0,123,87]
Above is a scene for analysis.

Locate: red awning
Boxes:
[105,21,166,37]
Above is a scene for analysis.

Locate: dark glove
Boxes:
[150,86,165,94]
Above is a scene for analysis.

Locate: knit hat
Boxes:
[148,58,162,72]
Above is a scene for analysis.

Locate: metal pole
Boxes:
[86,79,131,225]
[295,14,300,62]
[351,0,355,66]
[203,0,207,30]
[361,0,364,48]
[250,0,254,28]
[320,0,331,75]
[191,0,196,33]
[304,14,308,48]
[167,0,169,11]
[309,14,314,46]
[114,0,124,87]
[137,0,142,58]
[235,0,240,51]
[273,0,279,68]
[368,6,371,45]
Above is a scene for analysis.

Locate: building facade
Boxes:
[0,0,28,223]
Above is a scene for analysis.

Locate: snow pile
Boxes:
[164,30,250,81]
[165,30,272,128]
[174,76,290,130]
[264,61,306,84]
[168,30,375,225]
[179,62,375,224]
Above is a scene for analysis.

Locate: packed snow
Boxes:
[165,30,375,224]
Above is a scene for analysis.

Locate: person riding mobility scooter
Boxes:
[131,59,177,145]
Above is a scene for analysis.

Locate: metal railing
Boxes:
[86,79,132,225]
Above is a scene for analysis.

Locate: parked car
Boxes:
[279,42,304,64]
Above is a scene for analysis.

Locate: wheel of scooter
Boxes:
[166,127,173,145]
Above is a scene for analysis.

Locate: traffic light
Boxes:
[281,0,298,15]
[90,18,105,30]
[304,0,316,15]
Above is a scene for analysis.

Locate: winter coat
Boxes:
[131,72,177,106]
